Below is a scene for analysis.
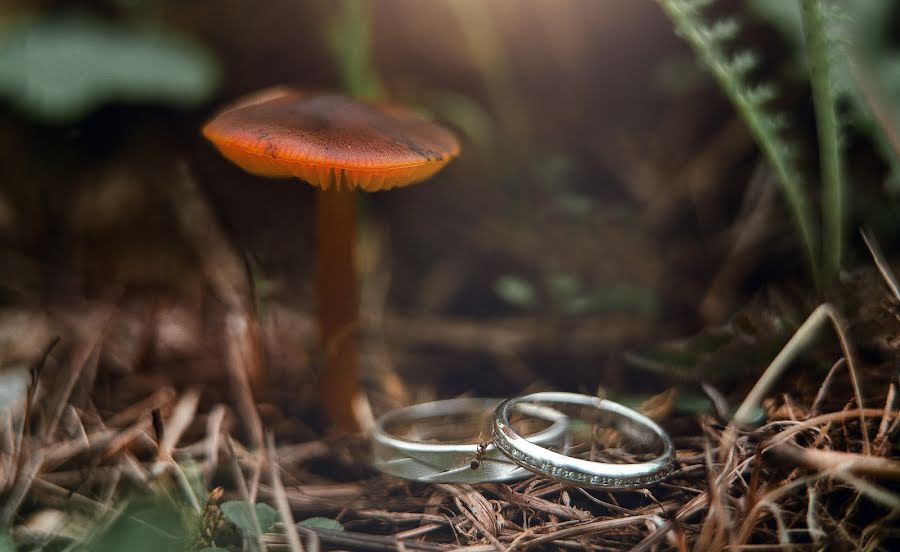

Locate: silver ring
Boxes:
[492,392,674,489]
[372,398,568,483]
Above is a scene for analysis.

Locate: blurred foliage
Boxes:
[219,501,277,539]
[749,0,900,192]
[28,481,285,551]
[297,516,344,531]
[82,497,197,552]
[547,274,658,316]
[431,91,496,155]
[495,272,657,316]
[494,274,537,309]
[179,459,207,508]
[797,0,845,282]
[655,0,900,286]
[655,0,819,283]
[326,0,383,100]
[625,301,795,386]
[0,14,220,122]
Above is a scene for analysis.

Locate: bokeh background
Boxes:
[1,0,898,427]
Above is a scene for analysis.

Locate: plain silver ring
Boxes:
[372,397,568,483]
[492,392,674,489]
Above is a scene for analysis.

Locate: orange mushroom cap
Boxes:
[202,90,460,191]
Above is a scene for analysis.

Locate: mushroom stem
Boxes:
[316,187,360,432]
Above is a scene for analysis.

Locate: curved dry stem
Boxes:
[762,408,895,451]
[861,229,900,302]
[266,432,304,552]
[732,304,870,455]
[733,473,821,545]
[768,442,900,482]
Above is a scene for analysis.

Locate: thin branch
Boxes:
[768,442,900,481]
[732,304,870,455]
[267,432,304,552]
[861,229,900,302]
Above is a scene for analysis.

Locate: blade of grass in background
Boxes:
[750,0,900,196]
[801,0,845,283]
[328,0,384,100]
[445,1,530,148]
[654,0,820,286]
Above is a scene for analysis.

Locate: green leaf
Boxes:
[0,533,14,552]
[297,517,344,532]
[197,548,230,552]
[494,275,536,308]
[87,499,191,552]
[220,501,278,537]
[801,0,845,280]
[177,458,206,509]
[554,194,593,217]
[564,285,658,316]
[546,273,580,303]
[0,15,220,122]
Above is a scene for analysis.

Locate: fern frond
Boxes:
[745,83,778,106]
[654,0,819,282]
[727,51,759,77]
[678,0,715,14]
[801,0,846,280]
[702,18,740,42]
[764,112,791,134]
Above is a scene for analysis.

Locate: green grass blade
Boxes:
[328,0,384,100]
[801,0,845,282]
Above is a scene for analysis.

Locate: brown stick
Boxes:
[732,304,870,455]
[266,433,304,552]
[767,442,900,482]
[316,188,360,432]
[225,313,265,450]
[0,447,44,526]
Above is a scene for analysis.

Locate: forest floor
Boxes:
[2,247,899,551]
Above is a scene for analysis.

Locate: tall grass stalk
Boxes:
[801,0,844,281]
[445,1,530,148]
[445,1,534,220]
[655,0,821,285]
[328,0,384,100]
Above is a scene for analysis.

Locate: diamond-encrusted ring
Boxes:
[492,392,675,489]
[372,398,568,483]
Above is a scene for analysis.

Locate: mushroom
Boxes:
[203,89,460,431]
